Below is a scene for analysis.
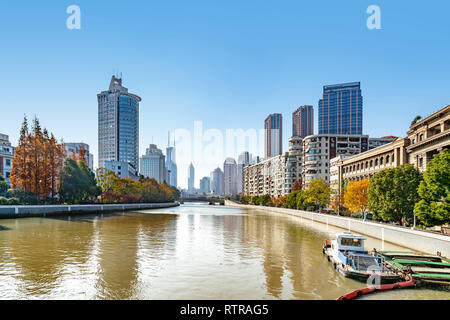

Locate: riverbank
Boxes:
[0,202,180,219]
[226,201,450,257]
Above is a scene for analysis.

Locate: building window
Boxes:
[365,161,368,169]
[375,159,378,166]
[370,160,373,167]
[386,155,390,164]
[380,157,384,165]
[419,158,423,167]
[419,134,424,141]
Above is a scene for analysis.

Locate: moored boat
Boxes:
[323,232,401,283]
[379,251,450,286]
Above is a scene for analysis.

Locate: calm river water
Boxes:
[0,203,448,300]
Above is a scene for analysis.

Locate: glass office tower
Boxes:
[318,82,362,135]
[98,76,141,171]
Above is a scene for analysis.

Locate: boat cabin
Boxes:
[333,232,366,253]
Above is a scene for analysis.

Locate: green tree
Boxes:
[305,179,331,210]
[368,164,422,225]
[414,150,450,227]
[411,115,422,126]
[59,159,101,203]
[0,174,8,195]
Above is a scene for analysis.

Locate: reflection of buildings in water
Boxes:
[242,213,286,298]
[6,218,95,296]
[95,213,177,299]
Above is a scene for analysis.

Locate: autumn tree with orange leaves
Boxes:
[9,116,66,201]
[343,178,370,219]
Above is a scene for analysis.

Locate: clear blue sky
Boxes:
[1,0,449,188]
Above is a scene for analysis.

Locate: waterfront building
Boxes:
[166,133,177,188]
[243,137,302,198]
[140,144,166,183]
[237,151,252,194]
[302,134,369,187]
[292,105,314,138]
[0,134,14,186]
[318,82,363,135]
[223,157,237,196]
[369,136,397,150]
[188,163,195,191]
[330,104,450,192]
[210,167,224,196]
[63,142,94,170]
[103,160,139,180]
[265,113,283,158]
[98,75,141,171]
[199,176,211,195]
[406,105,450,172]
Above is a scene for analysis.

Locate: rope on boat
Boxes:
[336,279,416,300]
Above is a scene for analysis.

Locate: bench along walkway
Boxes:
[0,202,179,219]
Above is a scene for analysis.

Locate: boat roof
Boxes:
[336,232,366,240]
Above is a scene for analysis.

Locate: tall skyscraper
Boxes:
[188,162,195,191]
[140,144,166,183]
[318,82,363,135]
[292,105,314,138]
[223,157,237,196]
[264,113,283,158]
[166,132,177,188]
[237,151,251,194]
[98,75,141,171]
[210,167,224,196]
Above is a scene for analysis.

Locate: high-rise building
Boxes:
[264,113,283,158]
[210,167,224,196]
[0,133,15,186]
[98,75,141,170]
[63,142,94,170]
[318,82,362,135]
[292,105,314,138]
[166,132,177,188]
[223,157,237,196]
[237,151,251,194]
[188,163,195,191]
[199,176,211,195]
[140,144,166,183]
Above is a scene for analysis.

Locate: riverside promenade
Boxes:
[0,202,179,219]
[226,201,450,257]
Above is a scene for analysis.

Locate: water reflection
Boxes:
[0,204,448,300]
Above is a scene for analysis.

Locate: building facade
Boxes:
[237,151,252,194]
[140,144,166,183]
[98,76,141,171]
[166,134,177,188]
[302,134,369,187]
[199,176,211,195]
[63,142,94,170]
[318,82,363,135]
[0,134,14,186]
[330,138,409,193]
[103,160,139,180]
[188,163,195,191]
[406,105,450,172]
[210,167,224,196]
[223,157,237,196]
[243,137,302,198]
[264,113,283,158]
[369,136,397,150]
[292,105,314,138]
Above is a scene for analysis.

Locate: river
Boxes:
[0,203,448,300]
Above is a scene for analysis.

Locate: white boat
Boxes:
[323,232,400,283]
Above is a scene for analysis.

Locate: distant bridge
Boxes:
[179,197,225,205]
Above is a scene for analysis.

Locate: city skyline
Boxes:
[2,1,450,188]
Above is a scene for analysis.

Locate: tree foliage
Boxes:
[9,116,65,200]
[368,164,422,225]
[414,150,450,227]
[344,178,370,216]
[305,179,331,210]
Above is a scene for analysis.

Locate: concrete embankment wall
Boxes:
[226,201,450,257]
[0,202,179,219]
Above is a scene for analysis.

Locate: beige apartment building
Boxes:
[331,105,450,192]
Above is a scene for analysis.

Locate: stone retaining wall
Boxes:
[226,201,450,257]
